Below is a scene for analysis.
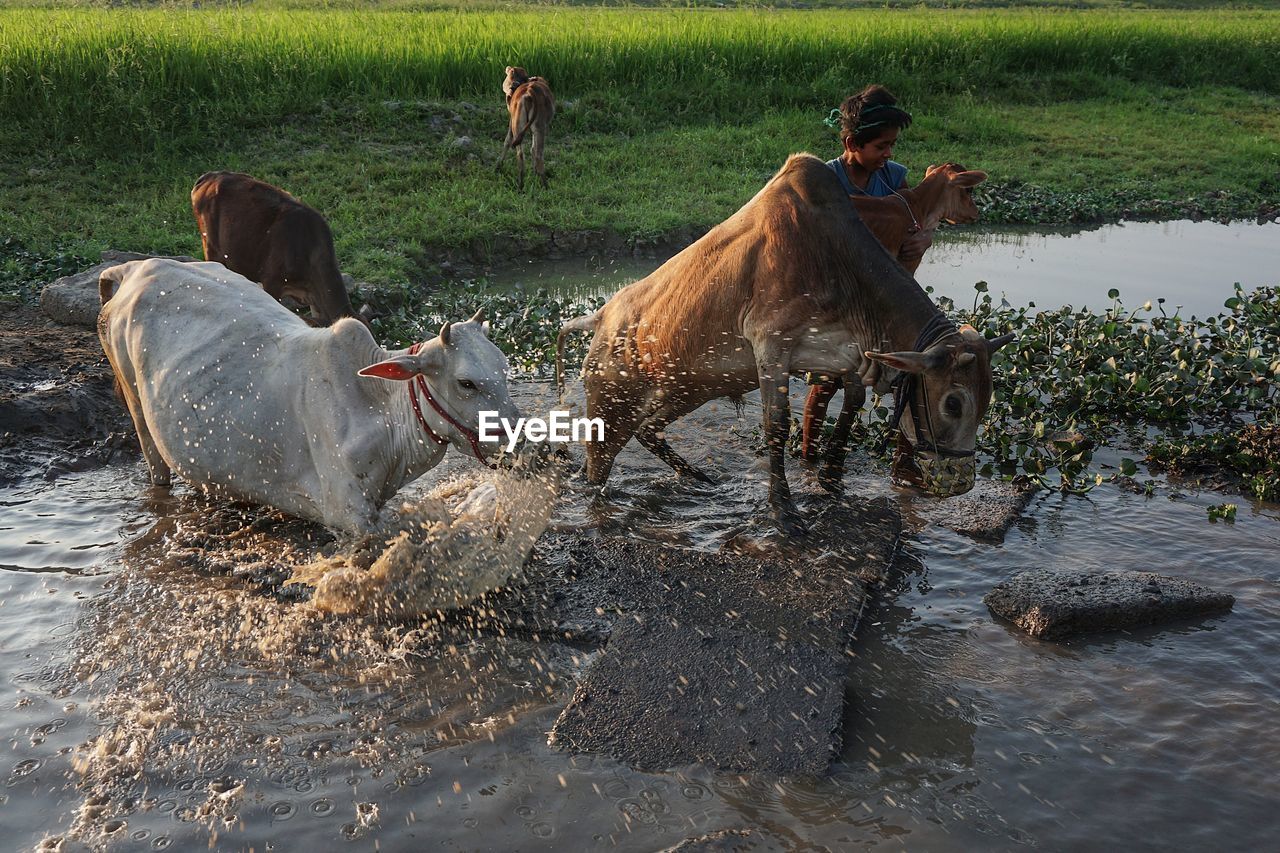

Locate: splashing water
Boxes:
[291,462,563,617]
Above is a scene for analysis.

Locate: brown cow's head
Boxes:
[503,66,530,102]
[922,163,988,226]
[865,325,1014,496]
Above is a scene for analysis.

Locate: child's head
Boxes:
[838,85,913,170]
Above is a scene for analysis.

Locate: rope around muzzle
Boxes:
[406,342,494,467]
[889,313,975,461]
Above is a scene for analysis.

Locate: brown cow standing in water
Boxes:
[191,171,362,327]
[495,66,554,190]
[556,154,1012,534]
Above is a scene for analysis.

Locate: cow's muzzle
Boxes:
[892,438,977,497]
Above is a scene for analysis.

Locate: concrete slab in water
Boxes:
[910,476,1040,541]
[525,497,901,774]
[494,496,899,645]
[984,569,1234,640]
[549,615,847,774]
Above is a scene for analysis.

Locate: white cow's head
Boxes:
[358,309,520,464]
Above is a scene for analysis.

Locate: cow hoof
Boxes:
[771,506,808,536]
[817,464,845,493]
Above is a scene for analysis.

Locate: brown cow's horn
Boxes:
[469,308,485,324]
[440,321,453,346]
[986,332,1016,353]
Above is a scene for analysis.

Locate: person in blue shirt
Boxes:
[802,84,933,462]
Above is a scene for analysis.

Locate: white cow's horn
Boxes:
[470,307,486,324]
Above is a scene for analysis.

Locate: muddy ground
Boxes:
[0,304,135,487]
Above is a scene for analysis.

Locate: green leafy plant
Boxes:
[1207,503,1238,522]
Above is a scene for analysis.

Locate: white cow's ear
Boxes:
[358,356,419,382]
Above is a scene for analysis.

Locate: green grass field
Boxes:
[2,4,1278,291]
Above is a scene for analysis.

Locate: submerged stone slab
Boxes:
[984,569,1234,640]
[911,476,1040,541]
[549,615,846,775]
[531,497,901,774]
[494,496,899,645]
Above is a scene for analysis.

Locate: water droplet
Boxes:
[310,798,334,817]
[269,801,295,821]
[681,783,709,801]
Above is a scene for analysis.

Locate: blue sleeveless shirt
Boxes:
[826,157,907,198]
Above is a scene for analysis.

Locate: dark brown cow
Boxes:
[556,154,1013,534]
[191,171,362,327]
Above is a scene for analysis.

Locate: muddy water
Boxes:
[486,220,1280,318]
[3,372,1278,851]
[3,220,1277,849]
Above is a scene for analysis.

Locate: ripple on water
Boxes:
[4,366,1280,852]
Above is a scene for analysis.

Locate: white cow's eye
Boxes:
[458,379,477,391]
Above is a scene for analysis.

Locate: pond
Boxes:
[1,218,1277,851]
[483,219,1280,319]
[2,377,1278,851]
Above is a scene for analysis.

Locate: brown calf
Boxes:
[850,162,988,273]
[802,163,988,458]
[494,66,554,190]
[191,171,362,327]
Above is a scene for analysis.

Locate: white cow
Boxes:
[97,258,520,533]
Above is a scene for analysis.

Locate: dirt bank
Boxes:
[0,304,134,486]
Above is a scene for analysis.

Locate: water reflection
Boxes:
[482,220,1280,320]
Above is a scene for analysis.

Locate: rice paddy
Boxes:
[1,3,1278,283]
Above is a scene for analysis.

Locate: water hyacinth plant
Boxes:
[958,283,1279,492]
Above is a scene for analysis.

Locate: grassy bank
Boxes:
[2,6,1279,287]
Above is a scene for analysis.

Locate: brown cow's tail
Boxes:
[555,311,600,400]
[510,92,536,147]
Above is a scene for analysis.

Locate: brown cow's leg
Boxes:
[494,129,513,173]
[584,379,642,486]
[636,414,712,483]
[800,380,838,462]
[757,360,805,535]
[515,142,526,191]
[532,125,548,188]
[818,383,866,492]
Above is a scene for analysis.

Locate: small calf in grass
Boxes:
[495,66,555,190]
